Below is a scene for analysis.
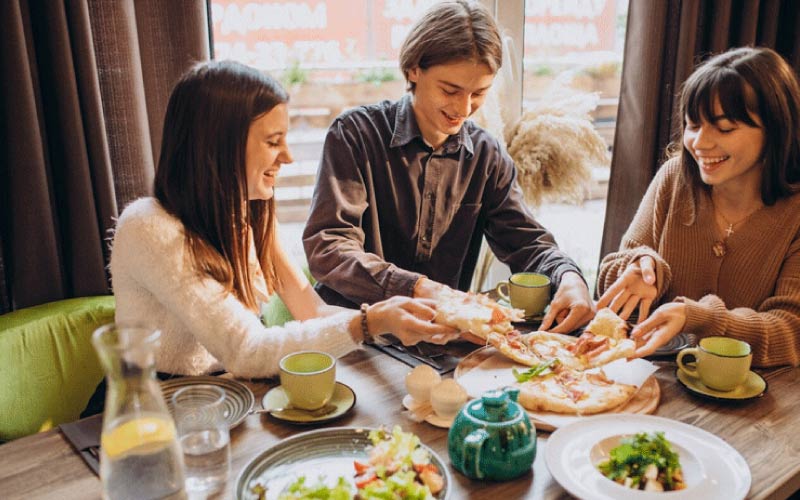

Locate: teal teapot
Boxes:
[447,387,536,481]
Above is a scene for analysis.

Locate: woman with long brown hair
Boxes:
[109,60,458,378]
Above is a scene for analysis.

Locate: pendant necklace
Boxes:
[712,198,762,258]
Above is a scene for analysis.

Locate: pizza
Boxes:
[488,308,635,369]
[568,331,636,367]
[433,289,525,340]
[487,330,542,366]
[518,331,586,370]
[586,307,630,339]
[515,361,637,415]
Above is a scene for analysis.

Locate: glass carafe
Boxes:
[92,324,187,500]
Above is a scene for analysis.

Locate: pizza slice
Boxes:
[433,288,525,340]
[486,330,544,366]
[568,331,636,368]
[586,307,630,339]
[570,308,636,367]
[493,326,634,370]
[520,331,587,370]
[515,362,637,415]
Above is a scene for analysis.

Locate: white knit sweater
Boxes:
[110,198,360,377]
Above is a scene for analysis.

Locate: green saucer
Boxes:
[676,369,767,401]
[262,382,356,424]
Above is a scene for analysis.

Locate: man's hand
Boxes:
[597,256,658,322]
[367,297,460,345]
[539,271,594,333]
[412,276,447,299]
[629,302,687,357]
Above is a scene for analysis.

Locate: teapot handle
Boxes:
[462,428,490,480]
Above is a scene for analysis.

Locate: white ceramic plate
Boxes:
[545,414,751,500]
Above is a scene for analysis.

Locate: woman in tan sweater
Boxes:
[597,47,800,367]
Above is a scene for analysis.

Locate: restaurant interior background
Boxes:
[4,0,797,315]
[210,0,630,294]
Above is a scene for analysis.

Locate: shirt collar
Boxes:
[390,94,474,157]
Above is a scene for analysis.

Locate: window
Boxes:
[209,0,629,292]
[517,0,629,293]
[210,0,449,262]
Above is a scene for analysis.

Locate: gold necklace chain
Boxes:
[717,209,754,238]
[711,196,763,257]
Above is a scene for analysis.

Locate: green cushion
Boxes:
[261,267,316,327]
[0,296,115,441]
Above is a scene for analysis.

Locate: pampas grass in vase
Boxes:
[470,83,610,293]
[506,90,610,207]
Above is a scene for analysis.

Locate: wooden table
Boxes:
[1,347,798,500]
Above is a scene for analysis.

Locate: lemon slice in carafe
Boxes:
[101,416,177,458]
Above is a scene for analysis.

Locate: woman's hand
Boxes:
[540,271,595,333]
[597,256,658,322]
[629,302,687,357]
[367,297,460,345]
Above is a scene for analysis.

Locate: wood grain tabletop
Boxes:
[1,346,797,500]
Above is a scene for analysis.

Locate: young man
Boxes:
[303,0,593,333]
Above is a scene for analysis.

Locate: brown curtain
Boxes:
[600,0,800,262]
[0,0,210,313]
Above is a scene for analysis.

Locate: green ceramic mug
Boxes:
[676,337,752,391]
[279,351,336,410]
[495,272,551,317]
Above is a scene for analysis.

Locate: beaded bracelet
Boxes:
[360,303,372,344]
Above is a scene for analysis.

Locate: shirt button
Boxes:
[425,192,434,199]
[421,235,429,242]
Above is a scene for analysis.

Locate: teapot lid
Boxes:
[468,387,521,423]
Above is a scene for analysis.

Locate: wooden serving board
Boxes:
[454,346,660,432]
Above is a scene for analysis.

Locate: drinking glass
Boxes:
[172,385,231,496]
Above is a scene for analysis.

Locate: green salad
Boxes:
[277,476,353,500]
[252,426,443,500]
[597,432,686,492]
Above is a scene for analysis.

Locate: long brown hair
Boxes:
[677,46,800,204]
[399,0,502,92]
[154,60,288,310]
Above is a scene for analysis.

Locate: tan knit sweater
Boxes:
[598,158,800,367]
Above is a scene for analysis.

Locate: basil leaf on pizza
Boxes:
[512,358,561,382]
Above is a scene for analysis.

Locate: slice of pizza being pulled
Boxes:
[571,308,636,367]
[586,307,630,339]
[432,289,525,340]
[489,325,635,370]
